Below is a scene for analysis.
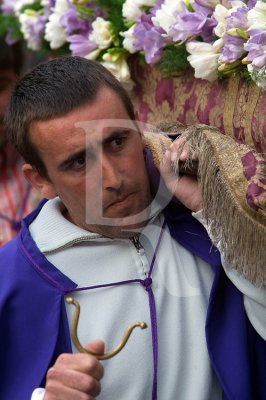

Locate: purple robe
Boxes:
[0,149,265,399]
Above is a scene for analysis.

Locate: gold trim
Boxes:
[223,76,239,139]
[244,84,261,148]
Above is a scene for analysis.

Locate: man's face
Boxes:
[28,87,151,237]
[0,69,17,148]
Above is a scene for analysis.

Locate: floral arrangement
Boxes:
[0,0,266,89]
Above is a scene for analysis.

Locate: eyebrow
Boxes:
[57,129,132,171]
[57,148,89,171]
[102,128,131,144]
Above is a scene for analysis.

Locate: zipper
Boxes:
[44,234,102,253]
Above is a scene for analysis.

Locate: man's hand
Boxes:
[44,340,104,400]
[159,136,202,212]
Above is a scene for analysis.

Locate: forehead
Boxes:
[29,87,132,149]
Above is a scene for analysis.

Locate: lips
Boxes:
[106,193,134,210]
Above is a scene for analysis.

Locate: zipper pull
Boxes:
[131,235,143,251]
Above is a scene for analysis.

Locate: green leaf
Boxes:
[0,15,23,41]
[158,44,190,78]
[75,5,95,16]
[20,0,43,13]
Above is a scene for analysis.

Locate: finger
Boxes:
[55,353,104,379]
[170,137,198,162]
[159,151,180,196]
[45,379,95,400]
[46,367,101,397]
[171,142,190,162]
[85,340,105,356]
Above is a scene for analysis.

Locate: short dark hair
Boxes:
[4,56,136,177]
[0,38,24,75]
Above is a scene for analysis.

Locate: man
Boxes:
[0,56,265,400]
[0,38,36,244]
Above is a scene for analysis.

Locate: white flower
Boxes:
[102,53,134,90]
[121,25,137,54]
[186,41,222,81]
[85,48,102,60]
[152,0,184,35]
[14,0,35,15]
[213,4,228,37]
[41,0,50,6]
[44,0,68,49]
[247,1,266,30]
[19,13,41,50]
[214,1,247,38]
[89,17,113,50]
[248,64,266,90]
[122,0,156,21]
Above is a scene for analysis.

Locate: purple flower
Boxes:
[5,30,18,45]
[60,1,104,53]
[226,6,248,31]
[60,8,90,35]
[133,14,166,63]
[0,0,16,15]
[142,28,165,63]
[150,0,165,15]
[169,2,216,43]
[245,29,266,69]
[247,0,257,10]
[194,0,217,10]
[0,0,20,45]
[133,14,152,51]
[43,0,54,20]
[219,34,245,63]
[67,34,97,56]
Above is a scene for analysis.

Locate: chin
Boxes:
[85,216,148,238]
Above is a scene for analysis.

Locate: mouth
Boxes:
[105,193,135,211]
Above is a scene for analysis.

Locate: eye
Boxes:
[108,134,128,152]
[111,137,124,147]
[72,155,86,169]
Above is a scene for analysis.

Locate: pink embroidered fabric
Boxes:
[131,62,266,218]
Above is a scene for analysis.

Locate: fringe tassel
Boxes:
[144,124,266,287]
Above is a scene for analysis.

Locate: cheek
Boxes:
[55,179,86,206]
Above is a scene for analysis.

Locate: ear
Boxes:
[22,164,57,199]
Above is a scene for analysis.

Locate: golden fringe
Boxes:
[144,124,266,287]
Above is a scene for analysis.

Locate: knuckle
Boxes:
[83,376,95,392]
[98,364,104,379]
[84,377,101,396]
[45,379,59,395]
[46,366,60,381]
[56,353,69,364]
[86,355,99,371]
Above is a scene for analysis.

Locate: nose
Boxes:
[102,155,122,192]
